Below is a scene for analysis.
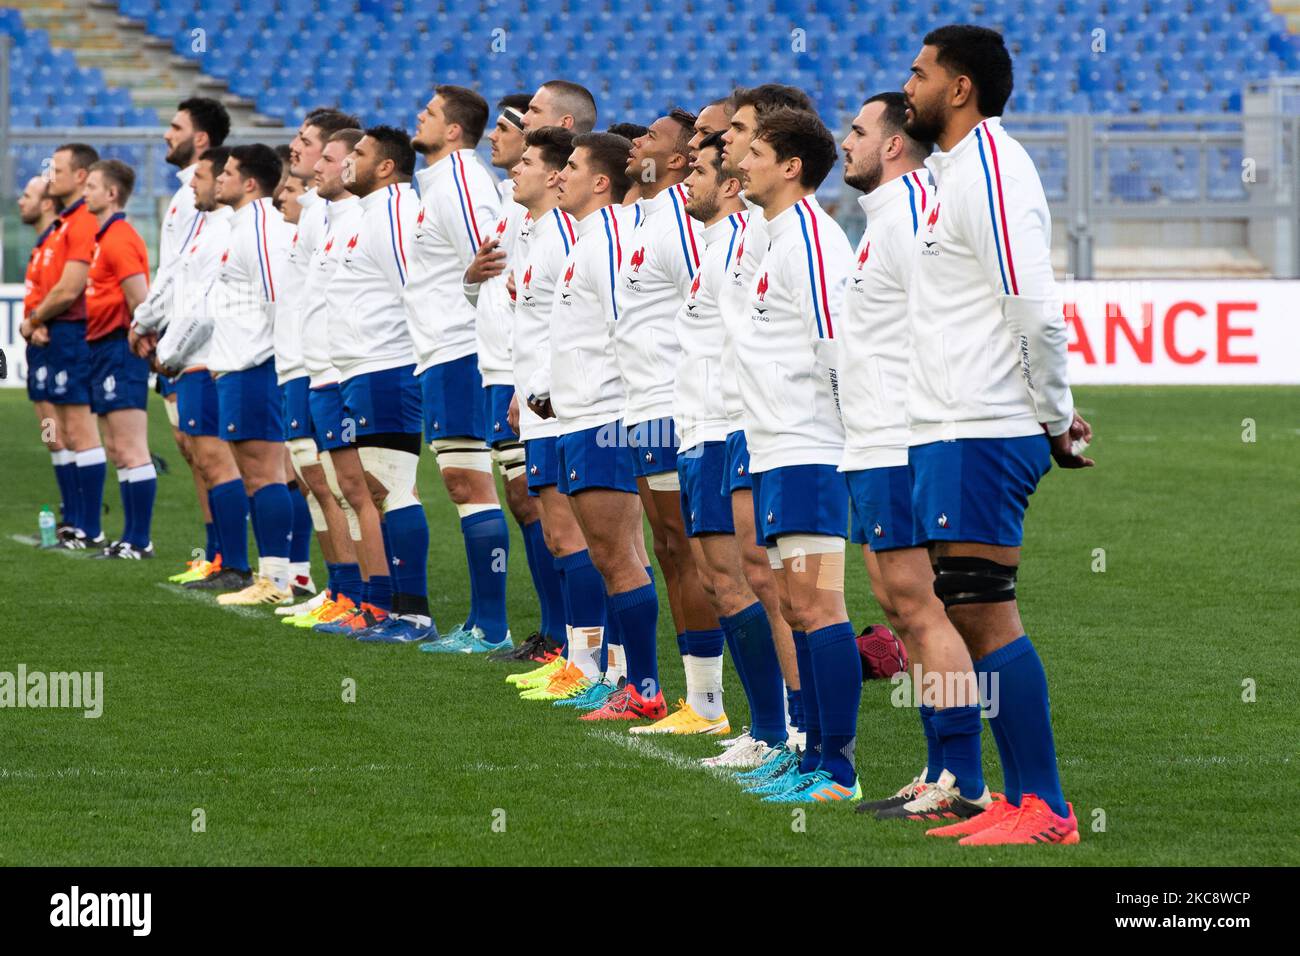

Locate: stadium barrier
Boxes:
[4,280,1298,389]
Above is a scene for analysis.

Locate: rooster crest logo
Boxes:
[416,207,426,227]
[629,247,645,272]
[346,234,359,251]
[496,218,508,235]
[324,238,333,253]
[858,243,870,267]
[927,203,940,232]
[563,263,575,286]
[292,231,299,246]
[756,273,769,301]
[689,274,701,297]
[220,249,230,265]
[523,265,533,288]
[169,205,177,215]
[735,240,745,262]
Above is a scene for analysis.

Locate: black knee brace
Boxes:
[932,556,1018,607]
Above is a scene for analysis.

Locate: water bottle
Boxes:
[39,506,58,548]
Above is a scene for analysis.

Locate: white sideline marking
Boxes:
[0,762,420,781]
[588,728,730,778]
[155,581,267,619]
[11,533,80,556]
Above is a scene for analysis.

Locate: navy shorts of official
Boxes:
[43,319,91,406]
[341,364,422,440]
[176,368,219,437]
[26,343,48,402]
[89,331,150,415]
[678,441,735,536]
[723,429,754,495]
[749,463,850,549]
[557,421,637,495]
[420,353,485,443]
[627,415,679,478]
[524,435,559,496]
[216,357,284,442]
[309,383,349,451]
[156,373,179,398]
[845,464,922,552]
[281,376,312,441]
[483,383,520,448]
[909,434,1052,548]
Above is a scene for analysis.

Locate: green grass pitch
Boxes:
[0,386,1295,866]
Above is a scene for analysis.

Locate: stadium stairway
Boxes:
[5,0,276,125]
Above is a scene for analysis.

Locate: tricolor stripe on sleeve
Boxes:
[794,198,834,339]
[975,121,1020,295]
[253,198,275,301]
[552,207,576,255]
[723,212,745,271]
[452,152,484,249]
[902,170,928,236]
[387,185,409,285]
[600,206,621,322]
[669,184,700,278]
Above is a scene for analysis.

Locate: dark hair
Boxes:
[498,92,533,113]
[606,122,648,141]
[667,107,698,152]
[228,143,283,195]
[306,108,363,138]
[540,79,597,133]
[328,127,365,152]
[864,91,933,159]
[696,130,728,178]
[525,125,576,171]
[178,96,231,147]
[731,84,813,117]
[923,24,1014,117]
[754,107,838,189]
[436,84,489,146]
[88,159,136,205]
[274,143,293,166]
[571,131,633,202]
[364,124,417,177]
[55,143,99,172]
[704,94,736,117]
[201,146,231,175]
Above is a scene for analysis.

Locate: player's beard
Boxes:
[844,153,882,194]
[166,139,195,168]
[903,99,944,148]
[686,195,718,223]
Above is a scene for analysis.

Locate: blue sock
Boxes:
[601,587,623,674]
[251,484,293,559]
[325,562,339,598]
[930,705,985,797]
[787,688,804,732]
[556,549,605,650]
[52,450,78,527]
[806,622,863,787]
[208,478,250,572]
[461,510,509,643]
[368,574,393,612]
[975,636,1065,816]
[246,496,263,557]
[74,447,107,539]
[919,705,943,783]
[676,631,689,657]
[288,485,312,563]
[523,520,566,641]
[386,504,431,618]
[335,562,362,604]
[126,463,157,548]
[204,520,219,561]
[791,631,820,773]
[720,602,787,745]
[719,610,751,695]
[609,583,659,699]
[117,472,134,544]
[359,579,372,608]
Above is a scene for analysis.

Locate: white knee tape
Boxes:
[164,397,179,429]
[645,470,680,492]
[494,442,527,481]
[430,438,494,473]
[343,498,361,540]
[776,534,845,562]
[320,453,361,539]
[305,492,327,532]
[456,502,500,519]
[359,445,421,513]
[766,546,783,571]
[287,437,318,476]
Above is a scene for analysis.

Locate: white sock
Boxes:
[605,642,627,685]
[262,556,290,591]
[289,561,313,586]
[570,625,603,679]
[685,654,725,719]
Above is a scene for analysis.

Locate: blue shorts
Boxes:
[525,435,559,495]
[282,377,312,441]
[723,429,753,494]
[44,320,91,406]
[845,465,922,552]
[341,364,421,439]
[557,421,637,495]
[678,441,734,537]
[89,333,149,415]
[627,415,679,477]
[909,435,1052,547]
[750,464,850,548]
[26,343,48,402]
[420,354,485,443]
[848,492,869,545]
[176,368,219,437]
[483,384,519,447]
[157,373,179,398]
[309,383,348,451]
[216,358,284,442]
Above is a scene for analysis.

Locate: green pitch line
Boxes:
[0,387,1295,866]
